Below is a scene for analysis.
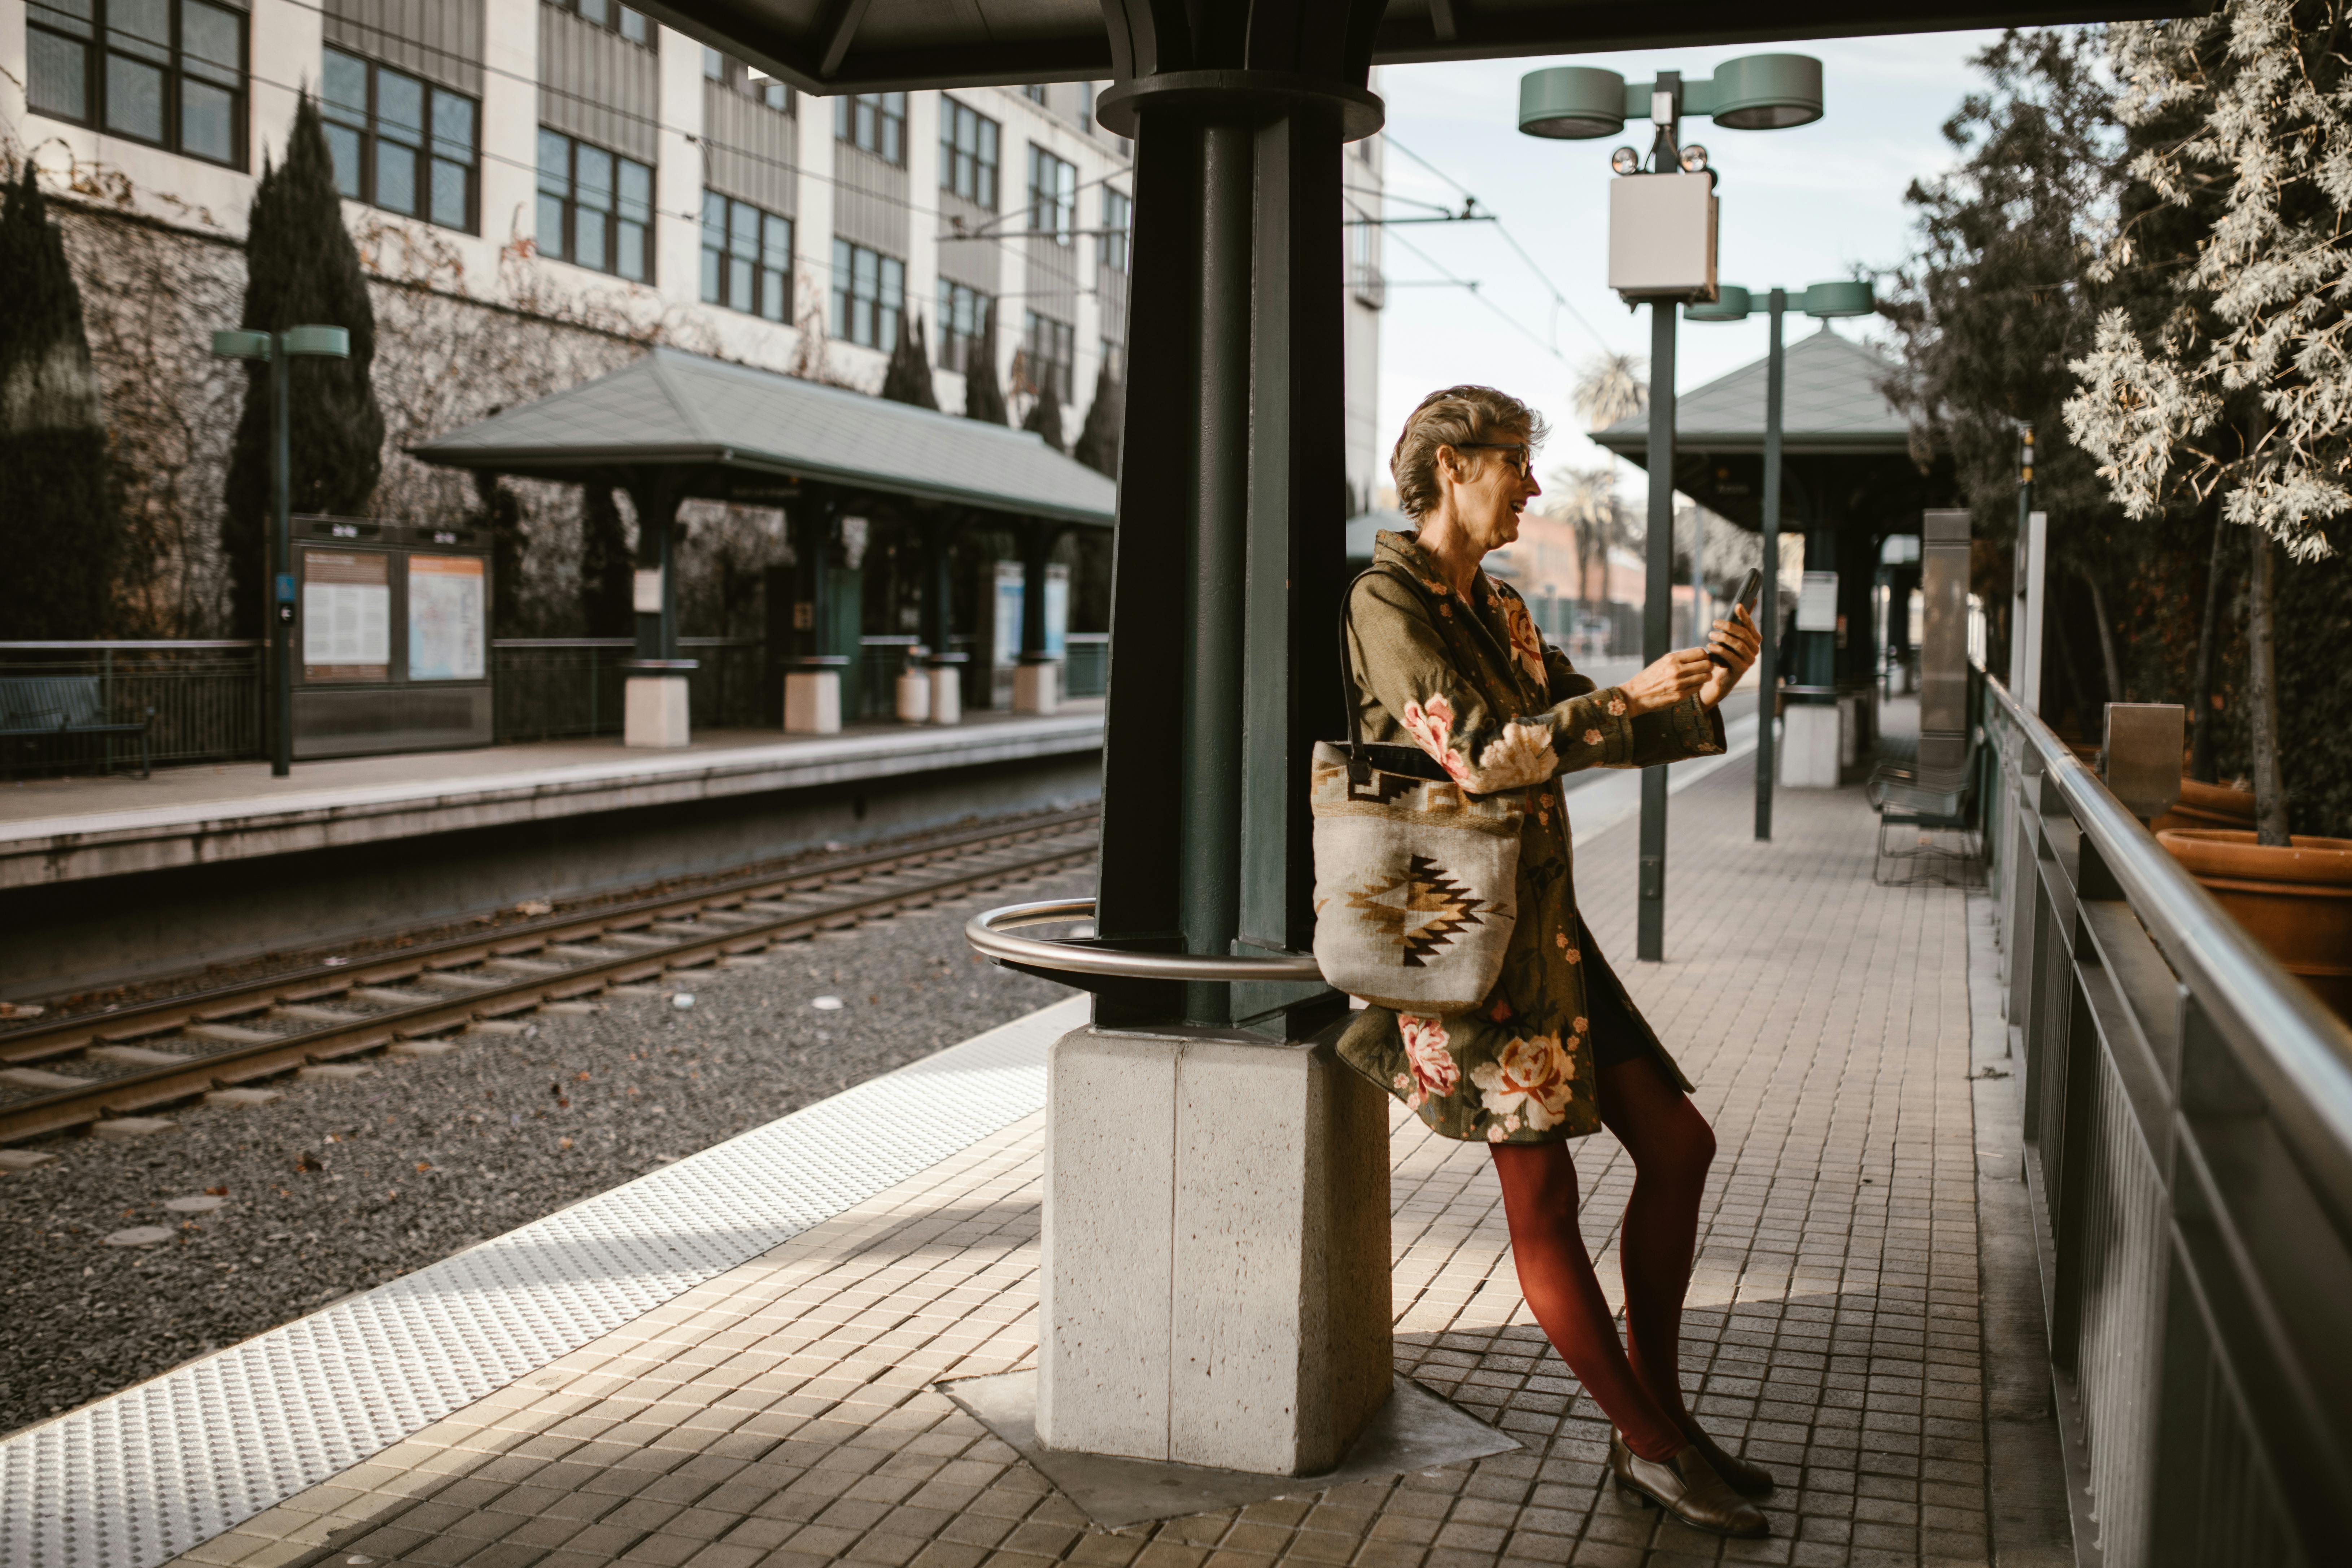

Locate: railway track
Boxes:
[0,811,1099,1147]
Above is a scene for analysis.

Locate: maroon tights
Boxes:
[1488,1056,1717,1462]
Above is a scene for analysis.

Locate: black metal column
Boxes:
[1638,299,1676,962]
[1087,0,1384,1030]
[790,489,835,661]
[627,479,681,664]
[1755,288,1785,840]
[1018,523,1054,660]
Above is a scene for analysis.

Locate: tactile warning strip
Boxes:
[0,995,1085,1568]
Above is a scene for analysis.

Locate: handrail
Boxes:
[967,897,1325,983]
[1983,672,2352,1167]
[0,640,264,651]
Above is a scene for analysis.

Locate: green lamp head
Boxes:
[1684,286,1754,322]
[1518,66,1629,140]
[1801,280,1875,317]
[1705,54,1824,130]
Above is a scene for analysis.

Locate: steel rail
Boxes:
[1984,673,2352,1197]
[1,828,1098,1145]
[967,897,1326,982]
[2,808,1100,1067]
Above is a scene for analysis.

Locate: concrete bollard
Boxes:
[623,673,691,748]
[784,665,842,735]
[1013,658,1060,716]
[929,653,967,726]
[896,658,932,723]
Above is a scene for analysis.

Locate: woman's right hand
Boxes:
[1618,648,1713,715]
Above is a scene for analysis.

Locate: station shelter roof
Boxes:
[1589,324,1951,535]
[641,0,2151,100]
[410,347,1117,529]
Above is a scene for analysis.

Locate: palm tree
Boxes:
[1571,351,1646,432]
[1547,466,1633,612]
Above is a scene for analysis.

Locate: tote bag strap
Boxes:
[1337,564,1443,781]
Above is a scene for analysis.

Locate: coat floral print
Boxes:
[1334,530,1725,1144]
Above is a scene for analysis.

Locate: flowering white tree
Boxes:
[2064,0,2352,563]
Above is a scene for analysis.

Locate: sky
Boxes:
[1370,29,2016,503]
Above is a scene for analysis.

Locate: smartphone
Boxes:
[1709,569,1764,666]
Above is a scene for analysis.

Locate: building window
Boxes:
[702,192,791,320]
[26,0,247,166]
[939,97,998,209]
[1022,310,1073,403]
[537,129,653,281]
[833,91,905,165]
[321,49,476,232]
[702,48,789,112]
[1028,147,1075,245]
[937,280,990,374]
[831,238,903,350]
[1099,186,1130,273]
[1079,82,1095,131]
[548,0,653,45]
[1100,337,1123,382]
[1021,84,1048,106]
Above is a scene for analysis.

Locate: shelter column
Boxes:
[921,512,965,724]
[1034,8,1394,1479]
[1014,521,1061,715]
[784,489,845,735]
[623,476,694,748]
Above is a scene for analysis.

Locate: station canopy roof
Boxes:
[411,347,1117,528]
[1590,325,1950,533]
[640,0,2164,96]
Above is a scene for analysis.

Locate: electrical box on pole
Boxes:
[1607,174,1718,301]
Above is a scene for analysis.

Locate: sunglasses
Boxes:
[1458,442,1534,478]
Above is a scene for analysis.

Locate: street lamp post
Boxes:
[1685,278,1875,840]
[211,325,353,778]
[1519,53,1823,960]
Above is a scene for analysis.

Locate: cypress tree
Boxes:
[1072,361,1123,478]
[0,166,116,639]
[961,305,1008,425]
[580,485,633,636]
[223,94,385,638]
[881,311,940,409]
[1023,379,1066,453]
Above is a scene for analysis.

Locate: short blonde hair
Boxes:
[1389,385,1549,520]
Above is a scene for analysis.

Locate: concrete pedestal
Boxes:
[623,674,690,748]
[1013,660,1060,716]
[928,664,963,726]
[783,670,841,735]
[1779,703,1841,788]
[1038,1024,1393,1476]
[895,669,931,724]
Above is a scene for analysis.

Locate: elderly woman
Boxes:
[1337,385,1768,1538]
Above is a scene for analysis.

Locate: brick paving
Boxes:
[170,758,1987,1568]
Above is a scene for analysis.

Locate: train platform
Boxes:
[0,707,1107,892]
[0,745,2066,1568]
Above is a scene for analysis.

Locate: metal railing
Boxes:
[1981,669,2352,1567]
[489,639,767,743]
[0,641,262,767]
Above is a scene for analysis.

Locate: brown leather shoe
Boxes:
[1679,1421,1776,1497]
[1609,1429,1771,1538]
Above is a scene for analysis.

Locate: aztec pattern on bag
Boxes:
[1309,739,1524,1013]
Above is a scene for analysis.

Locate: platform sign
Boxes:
[409,555,488,681]
[1796,571,1840,633]
[301,549,391,681]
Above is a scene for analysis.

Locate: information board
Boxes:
[408,554,487,681]
[301,549,390,680]
[1796,571,1841,633]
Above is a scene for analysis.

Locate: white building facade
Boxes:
[0,0,1380,466]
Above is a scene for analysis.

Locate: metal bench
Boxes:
[1864,730,1981,886]
[0,674,152,778]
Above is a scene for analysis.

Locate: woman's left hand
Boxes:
[1697,605,1761,708]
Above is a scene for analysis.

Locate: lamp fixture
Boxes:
[1678,144,1709,174]
[1610,146,1642,176]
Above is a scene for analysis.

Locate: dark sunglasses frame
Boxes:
[1456,441,1534,477]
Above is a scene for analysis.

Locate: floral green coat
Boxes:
[1333,530,1725,1144]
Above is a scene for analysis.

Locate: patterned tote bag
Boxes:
[1310,568,1525,1014]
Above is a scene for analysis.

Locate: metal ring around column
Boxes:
[967,898,1325,983]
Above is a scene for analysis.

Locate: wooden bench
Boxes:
[0,674,151,778]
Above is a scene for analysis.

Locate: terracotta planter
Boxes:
[2150,778,2259,835]
[2157,829,2352,1024]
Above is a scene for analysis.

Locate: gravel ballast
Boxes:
[0,866,1088,1438]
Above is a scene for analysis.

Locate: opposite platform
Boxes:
[0,711,1105,891]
